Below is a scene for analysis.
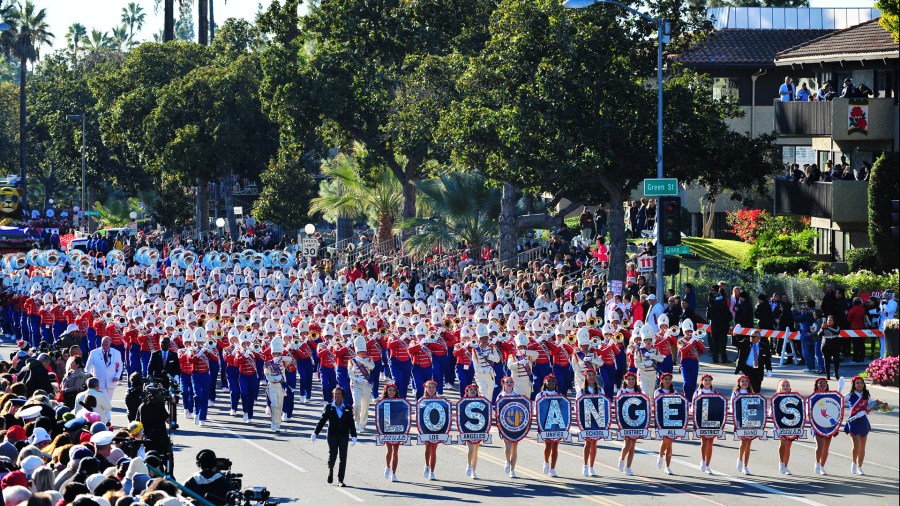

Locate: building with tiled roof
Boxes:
[775,18,899,64]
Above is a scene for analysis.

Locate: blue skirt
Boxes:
[844,415,871,437]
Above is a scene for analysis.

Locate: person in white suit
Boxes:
[84,336,124,412]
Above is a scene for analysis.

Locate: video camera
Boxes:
[216,457,275,506]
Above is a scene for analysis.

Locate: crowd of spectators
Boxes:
[783,157,872,184]
[779,76,878,102]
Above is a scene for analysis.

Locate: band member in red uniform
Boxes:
[678,319,705,400]
[408,332,434,400]
[191,330,218,426]
[317,336,339,404]
[235,336,263,421]
[223,335,241,416]
[388,328,412,400]
[597,325,621,399]
[550,333,574,396]
[177,333,196,420]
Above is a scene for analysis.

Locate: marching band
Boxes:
[0,246,888,484]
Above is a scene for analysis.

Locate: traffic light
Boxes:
[664,256,680,276]
[659,196,682,246]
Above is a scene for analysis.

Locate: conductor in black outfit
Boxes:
[311,387,357,486]
[147,337,181,387]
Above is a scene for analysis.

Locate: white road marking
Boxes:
[206,422,307,473]
[632,448,828,506]
[792,442,900,472]
[334,487,365,503]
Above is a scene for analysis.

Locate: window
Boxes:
[712,77,740,101]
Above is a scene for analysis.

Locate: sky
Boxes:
[31,0,876,52]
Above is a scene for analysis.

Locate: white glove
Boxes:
[764,370,772,378]
[310,433,317,443]
[351,437,357,446]
[838,377,845,392]
[644,360,653,367]
[518,359,528,366]
[583,356,592,362]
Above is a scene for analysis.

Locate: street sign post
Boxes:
[663,245,691,255]
[301,238,318,258]
[83,210,100,217]
[643,178,679,196]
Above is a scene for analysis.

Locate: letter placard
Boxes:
[615,393,651,440]
[808,391,844,438]
[654,393,688,439]
[576,395,611,441]
[456,397,493,444]
[771,392,807,439]
[375,399,412,445]
[692,394,727,439]
[536,395,571,442]
[416,398,453,444]
[732,393,768,440]
[496,395,532,442]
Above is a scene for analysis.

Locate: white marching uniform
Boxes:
[264,358,287,431]
[472,345,501,400]
[637,345,664,392]
[572,350,596,398]
[507,351,539,399]
[349,355,375,431]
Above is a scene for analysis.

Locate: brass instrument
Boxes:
[453,317,461,325]
[198,317,206,327]
[227,317,236,325]
[333,335,345,344]
[355,325,365,334]
[500,331,509,340]
[669,326,681,337]
[251,342,262,353]
[443,319,453,328]
[156,324,165,334]
[566,334,577,346]
[693,329,707,339]
[590,337,602,346]
[291,337,302,348]
[587,316,598,326]
[310,330,320,340]
[215,330,224,338]
[518,323,526,331]
[379,327,389,336]
[205,338,217,348]
[104,311,114,321]
[613,332,624,344]
[116,316,128,327]
[621,318,630,327]
[499,318,507,327]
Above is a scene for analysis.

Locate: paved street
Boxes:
[9,343,896,505]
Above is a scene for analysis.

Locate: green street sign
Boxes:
[83,211,100,217]
[664,245,691,255]
[643,178,679,196]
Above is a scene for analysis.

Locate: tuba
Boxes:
[43,250,61,267]
[106,249,125,266]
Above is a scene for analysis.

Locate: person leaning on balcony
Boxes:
[817,81,834,101]
[841,166,856,181]
[779,77,795,102]
[796,82,812,102]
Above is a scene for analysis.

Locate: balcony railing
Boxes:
[774,179,869,222]
[773,100,832,136]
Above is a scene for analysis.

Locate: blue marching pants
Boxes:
[192,371,212,421]
[614,350,627,388]
[681,358,699,400]
[180,373,195,414]
[389,358,412,399]
[209,360,219,402]
[456,364,474,391]
[381,349,392,378]
[553,364,573,397]
[226,366,241,411]
[320,367,336,404]
[239,373,259,419]
[284,370,297,417]
[141,350,151,377]
[600,364,617,399]
[370,360,384,398]
[431,355,447,394]
[27,314,40,347]
[336,366,352,404]
[40,324,52,345]
[531,363,552,400]
[445,353,457,386]
[52,321,67,340]
[297,360,313,400]
[87,328,98,350]
[492,363,505,403]
[412,363,433,400]
[127,345,141,381]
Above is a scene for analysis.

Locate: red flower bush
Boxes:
[865,356,899,387]
[726,209,770,243]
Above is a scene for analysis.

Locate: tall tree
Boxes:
[198,0,209,45]
[175,1,195,42]
[164,0,175,42]
[121,2,147,42]
[84,29,113,53]
[65,23,87,54]
[5,0,54,210]
[876,0,898,43]
[111,25,130,51]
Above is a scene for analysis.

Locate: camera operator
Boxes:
[137,384,171,458]
[185,450,233,505]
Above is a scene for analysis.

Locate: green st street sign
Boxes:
[663,245,691,255]
[83,211,100,217]
[643,178,679,196]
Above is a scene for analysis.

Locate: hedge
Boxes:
[846,247,880,272]
[757,255,811,275]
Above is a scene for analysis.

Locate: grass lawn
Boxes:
[682,237,752,262]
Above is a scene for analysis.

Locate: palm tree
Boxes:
[84,29,113,53]
[121,2,146,42]
[308,144,403,252]
[65,23,87,53]
[6,0,53,211]
[399,172,501,259]
[93,196,142,228]
[111,25,129,50]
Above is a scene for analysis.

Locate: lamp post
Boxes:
[65,113,87,231]
[216,217,226,241]
[562,0,669,294]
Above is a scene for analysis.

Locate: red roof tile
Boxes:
[775,18,897,62]
[676,29,832,68]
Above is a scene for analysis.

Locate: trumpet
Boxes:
[590,337,602,347]
[379,327,389,336]
[518,323,526,331]
[251,342,262,353]
[227,317,236,325]
[587,316,598,326]
[310,330,320,340]
[566,334,577,346]
[621,318,630,327]
[104,311,114,321]
[198,317,206,327]
[205,338,217,348]
[613,332,624,344]
[291,337,302,348]
[499,318,507,327]
[500,331,509,340]
[116,316,128,327]
[693,329,707,340]
[453,317,461,325]
[443,319,453,328]
[355,325,365,334]
[215,330,224,338]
